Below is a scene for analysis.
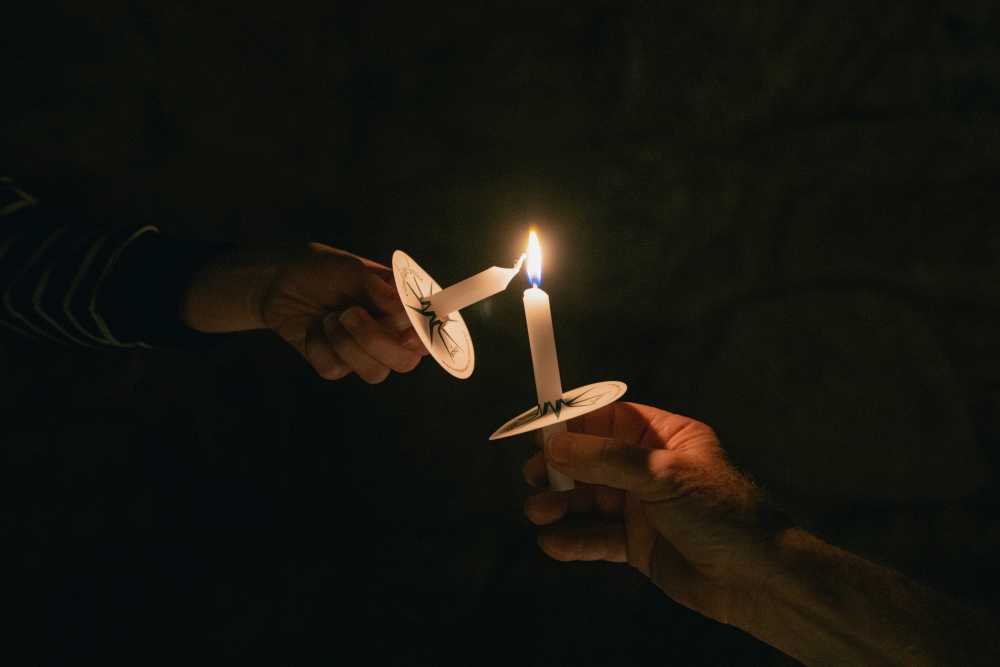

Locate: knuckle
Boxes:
[317,361,349,381]
[362,367,391,384]
[393,353,421,373]
[548,535,582,561]
[564,539,587,561]
[339,307,369,332]
[644,455,694,499]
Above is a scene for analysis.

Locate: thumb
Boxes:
[545,431,675,496]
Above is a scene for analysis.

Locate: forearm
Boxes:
[1,176,229,347]
[732,528,999,666]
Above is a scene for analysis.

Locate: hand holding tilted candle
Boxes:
[392,249,525,379]
[490,230,627,492]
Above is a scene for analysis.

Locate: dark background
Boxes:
[2,1,999,664]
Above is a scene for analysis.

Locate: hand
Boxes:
[526,404,1000,664]
[181,243,428,383]
[523,402,791,623]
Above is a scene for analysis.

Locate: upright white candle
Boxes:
[523,230,575,492]
[428,255,525,318]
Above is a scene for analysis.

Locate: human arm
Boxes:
[522,402,1000,666]
[0,177,426,381]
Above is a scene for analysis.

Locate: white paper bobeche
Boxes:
[393,250,474,379]
[392,249,524,379]
[488,380,628,441]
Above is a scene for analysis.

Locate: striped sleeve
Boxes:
[0,177,230,348]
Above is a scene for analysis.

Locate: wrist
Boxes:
[180,246,289,333]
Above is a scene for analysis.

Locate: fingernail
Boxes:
[400,327,420,347]
[546,432,572,464]
[339,308,362,329]
[387,311,411,332]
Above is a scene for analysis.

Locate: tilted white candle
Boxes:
[523,230,575,492]
[428,255,526,318]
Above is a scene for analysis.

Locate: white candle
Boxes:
[523,230,575,491]
[428,255,525,318]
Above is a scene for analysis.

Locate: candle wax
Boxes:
[428,256,525,317]
[523,285,575,491]
[523,286,563,402]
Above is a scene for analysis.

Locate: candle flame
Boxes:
[526,230,542,287]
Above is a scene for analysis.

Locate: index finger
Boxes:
[567,402,660,444]
[568,402,716,454]
[360,265,405,316]
[544,431,654,490]
[337,306,422,374]
[307,245,402,317]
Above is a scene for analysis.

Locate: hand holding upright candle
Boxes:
[523,230,575,491]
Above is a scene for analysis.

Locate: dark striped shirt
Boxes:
[0,177,226,348]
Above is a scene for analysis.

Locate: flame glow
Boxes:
[526,229,542,287]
